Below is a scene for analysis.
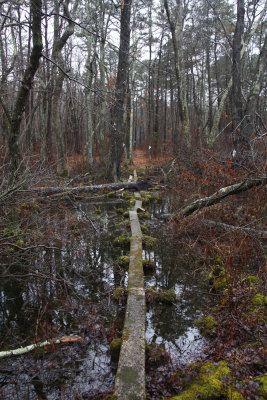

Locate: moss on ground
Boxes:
[140,224,148,233]
[142,235,157,249]
[110,338,122,362]
[113,287,127,301]
[208,255,227,292]
[146,287,176,304]
[138,211,151,219]
[113,235,130,248]
[170,361,245,400]
[117,255,129,267]
[195,315,218,337]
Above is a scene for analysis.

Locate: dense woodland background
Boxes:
[0,0,266,180]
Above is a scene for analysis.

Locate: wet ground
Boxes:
[0,193,209,399]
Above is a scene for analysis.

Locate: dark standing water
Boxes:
[0,194,208,399]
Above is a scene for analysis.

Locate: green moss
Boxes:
[118,255,129,267]
[3,226,24,238]
[95,207,102,214]
[195,315,218,337]
[146,287,176,304]
[138,211,151,219]
[116,208,124,214]
[190,193,201,199]
[141,194,152,205]
[123,220,131,228]
[142,235,157,249]
[242,275,262,286]
[110,338,122,361]
[123,193,134,200]
[122,328,130,342]
[129,199,135,207]
[208,256,227,292]
[107,191,116,198]
[251,293,267,307]
[227,388,246,399]
[140,224,148,233]
[214,276,227,292]
[104,394,117,400]
[141,192,161,204]
[113,287,127,301]
[123,211,129,218]
[113,236,130,248]
[255,375,267,398]
[159,288,176,304]
[170,361,232,400]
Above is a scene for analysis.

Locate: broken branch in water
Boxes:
[0,335,83,359]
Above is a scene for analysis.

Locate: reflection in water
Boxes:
[144,225,208,367]
[0,196,208,398]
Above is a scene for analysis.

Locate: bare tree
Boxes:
[106,0,132,181]
[0,0,43,177]
[231,0,245,146]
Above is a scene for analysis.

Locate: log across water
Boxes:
[114,191,146,399]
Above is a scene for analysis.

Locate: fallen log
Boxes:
[179,177,266,216]
[23,180,151,196]
[0,335,83,359]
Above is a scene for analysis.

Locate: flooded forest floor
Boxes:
[0,153,266,399]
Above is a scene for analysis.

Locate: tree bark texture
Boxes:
[243,34,267,142]
[164,0,190,139]
[8,0,43,174]
[209,1,266,146]
[107,0,132,181]
[180,177,266,216]
[232,0,245,145]
[51,0,77,175]
[27,180,151,196]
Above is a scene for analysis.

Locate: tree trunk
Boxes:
[106,0,132,181]
[209,1,267,146]
[6,0,42,176]
[51,0,77,175]
[164,0,190,141]
[242,34,267,143]
[232,0,245,146]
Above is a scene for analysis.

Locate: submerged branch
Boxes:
[0,336,83,359]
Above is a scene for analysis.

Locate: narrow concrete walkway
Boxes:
[114,184,146,399]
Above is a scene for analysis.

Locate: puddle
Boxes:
[0,194,208,398]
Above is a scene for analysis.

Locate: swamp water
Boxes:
[0,195,208,399]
